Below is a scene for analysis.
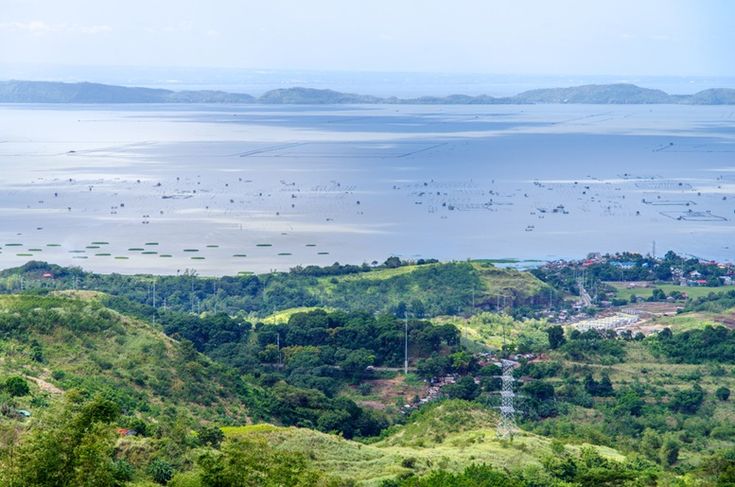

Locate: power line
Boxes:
[404,313,409,375]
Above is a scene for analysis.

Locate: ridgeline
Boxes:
[2,79,735,104]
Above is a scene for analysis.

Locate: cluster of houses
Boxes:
[401,353,533,411]
[672,268,734,287]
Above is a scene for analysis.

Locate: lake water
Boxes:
[1,103,734,275]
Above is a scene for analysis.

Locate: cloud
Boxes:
[0,20,112,35]
[1,20,56,34]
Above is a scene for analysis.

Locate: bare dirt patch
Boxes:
[26,375,63,394]
[355,375,427,410]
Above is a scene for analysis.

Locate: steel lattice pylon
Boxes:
[497,359,516,440]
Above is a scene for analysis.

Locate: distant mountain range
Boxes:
[2,80,735,105]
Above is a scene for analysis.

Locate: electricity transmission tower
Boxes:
[496,358,517,440]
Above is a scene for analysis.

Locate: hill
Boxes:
[3,79,735,104]
[0,80,255,103]
[0,260,554,318]
[0,292,250,423]
[215,400,627,486]
[259,87,382,104]
[686,88,735,105]
[513,83,673,104]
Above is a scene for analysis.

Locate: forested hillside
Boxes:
[2,259,735,485]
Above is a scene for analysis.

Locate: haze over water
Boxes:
[1,102,734,275]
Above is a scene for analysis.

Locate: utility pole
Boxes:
[404,313,409,375]
[276,332,282,366]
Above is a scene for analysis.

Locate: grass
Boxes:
[551,338,735,466]
[221,401,625,486]
[0,293,250,424]
[436,312,548,352]
[327,264,433,284]
[261,306,335,324]
[609,282,728,300]
[471,261,551,300]
[646,312,724,331]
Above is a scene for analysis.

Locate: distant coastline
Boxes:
[2,80,735,105]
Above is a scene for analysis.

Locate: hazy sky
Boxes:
[1,0,733,76]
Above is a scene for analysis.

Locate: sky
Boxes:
[1,0,733,77]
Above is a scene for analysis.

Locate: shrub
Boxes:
[148,458,175,485]
[4,376,30,397]
[716,386,730,401]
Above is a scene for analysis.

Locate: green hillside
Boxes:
[0,260,553,318]
[3,261,735,485]
[0,293,249,423]
[213,401,626,487]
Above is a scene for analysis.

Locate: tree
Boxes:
[198,436,329,486]
[660,436,680,466]
[649,288,666,301]
[198,425,225,448]
[716,386,731,401]
[613,389,644,417]
[3,377,29,397]
[338,349,375,381]
[443,376,479,401]
[148,458,174,485]
[546,326,566,349]
[583,373,598,395]
[11,395,121,487]
[597,373,614,397]
[669,385,705,414]
[641,428,662,461]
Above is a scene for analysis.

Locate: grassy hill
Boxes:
[0,292,250,423]
[527,336,735,469]
[301,261,553,317]
[218,400,625,486]
[0,260,553,318]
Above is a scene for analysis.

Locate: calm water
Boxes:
[1,103,734,275]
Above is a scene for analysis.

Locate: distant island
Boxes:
[2,79,735,104]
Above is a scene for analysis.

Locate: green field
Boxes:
[609,282,728,301]
[435,312,548,352]
[261,306,336,324]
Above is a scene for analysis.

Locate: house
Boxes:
[688,279,709,287]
